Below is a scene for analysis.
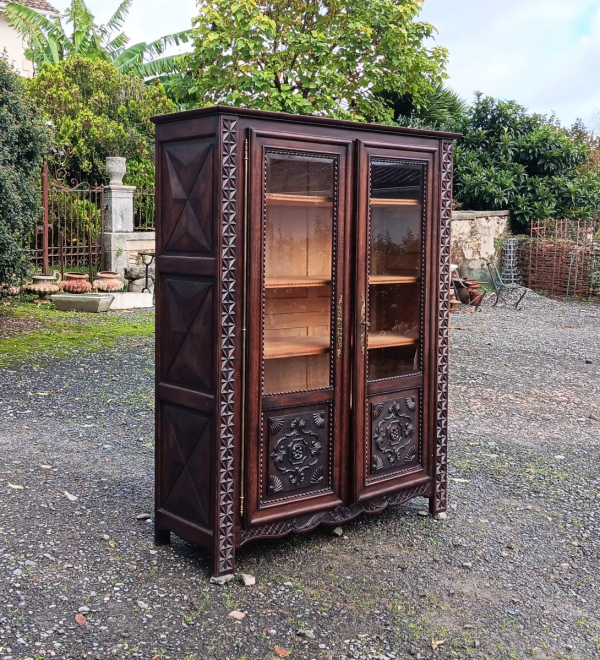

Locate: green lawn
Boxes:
[0,300,154,367]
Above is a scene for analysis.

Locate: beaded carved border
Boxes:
[434,141,454,513]
[217,117,238,574]
[260,149,340,398]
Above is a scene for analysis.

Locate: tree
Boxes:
[5,0,192,78]
[566,117,600,182]
[27,57,176,187]
[176,0,448,123]
[391,83,468,132]
[453,95,600,230]
[0,57,50,290]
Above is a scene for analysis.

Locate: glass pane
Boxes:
[367,161,424,381]
[263,153,335,395]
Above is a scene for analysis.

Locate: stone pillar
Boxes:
[101,157,136,275]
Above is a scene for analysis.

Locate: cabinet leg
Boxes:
[154,527,171,546]
[429,496,447,520]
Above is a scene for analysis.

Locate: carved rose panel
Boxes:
[369,391,420,479]
[265,409,330,502]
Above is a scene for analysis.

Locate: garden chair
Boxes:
[486,261,527,310]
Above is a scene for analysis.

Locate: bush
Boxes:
[0,57,50,290]
[27,57,176,188]
[454,95,600,230]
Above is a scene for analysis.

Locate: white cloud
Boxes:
[420,0,600,127]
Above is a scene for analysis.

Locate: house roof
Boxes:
[11,0,58,12]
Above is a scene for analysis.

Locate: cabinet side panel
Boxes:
[431,140,453,514]
[155,129,219,547]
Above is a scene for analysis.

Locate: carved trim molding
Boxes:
[217,117,238,574]
[239,483,430,545]
[434,141,453,514]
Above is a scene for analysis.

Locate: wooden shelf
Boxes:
[264,336,330,360]
[266,193,333,208]
[265,276,331,289]
[371,198,419,207]
[368,334,417,349]
[369,275,418,285]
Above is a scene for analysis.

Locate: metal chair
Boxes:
[486,261,527,310]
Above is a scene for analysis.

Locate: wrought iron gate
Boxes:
[30,163,105,278]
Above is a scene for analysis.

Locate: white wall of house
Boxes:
[0,10,35,77]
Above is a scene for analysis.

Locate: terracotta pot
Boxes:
[26,272,61,297]
[93,271,124,292]
[457,287,471,304]
[60,272,92,294]
[469,288,484,306]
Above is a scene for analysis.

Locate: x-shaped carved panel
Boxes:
[163,277,214,391]
[164,140,214,254]
[161,404,212,529]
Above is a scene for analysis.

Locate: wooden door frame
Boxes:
[244,129,354,526]
[352,141,440,502]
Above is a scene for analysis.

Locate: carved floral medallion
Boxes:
[370,395,419,475]
[267,411,328,496]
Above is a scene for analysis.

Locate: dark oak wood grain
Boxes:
[153,107,456,576]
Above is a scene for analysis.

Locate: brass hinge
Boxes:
[239,495,245,517]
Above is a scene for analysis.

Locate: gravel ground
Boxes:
[0,293,599,660]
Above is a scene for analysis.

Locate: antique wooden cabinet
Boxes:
[152,107,457,576]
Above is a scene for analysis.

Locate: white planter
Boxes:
[106,157,127,185]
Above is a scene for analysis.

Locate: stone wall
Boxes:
[451,210,511,281]
[103,231,155,273]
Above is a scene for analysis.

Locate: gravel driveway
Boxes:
[1,293,599,660]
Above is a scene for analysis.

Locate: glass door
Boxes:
[354,143,434,500]
[367,160,423,379]
[245,132,351,525]
[263,152,334,394]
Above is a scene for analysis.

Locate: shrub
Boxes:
[0,57,50,290]
[27,57,176,188]
[454,95,600,230]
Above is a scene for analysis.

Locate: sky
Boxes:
[50,0,600,129]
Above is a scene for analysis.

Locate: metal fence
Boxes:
[522,218,599,300]
[134,189,156,231]
[30,163,105,279]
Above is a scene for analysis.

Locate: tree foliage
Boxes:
[392,83,468,131]
[0,57,50,289]
[5,0,192,78]
[453,95,600,230]
[567,118,600,182]
[176,0,448,123]
[27,57,176,187]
